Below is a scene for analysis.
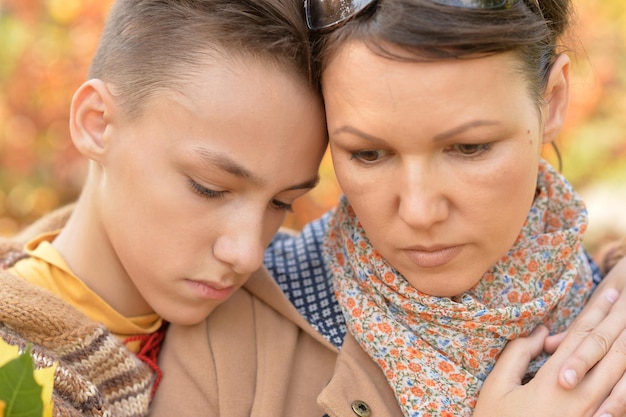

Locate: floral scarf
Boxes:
[325,160,593,417]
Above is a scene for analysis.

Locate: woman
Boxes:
[305,0,626,415]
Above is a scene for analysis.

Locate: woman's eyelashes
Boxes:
[347,142,493,164]
[349,149,388,164]
[187,177,293,212]
[448,142,493,157]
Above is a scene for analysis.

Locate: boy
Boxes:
[0,0,327,415]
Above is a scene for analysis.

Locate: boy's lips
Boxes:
[403,245,463,268]
[185,279,235,301]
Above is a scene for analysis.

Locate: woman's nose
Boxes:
[397,164,449,230]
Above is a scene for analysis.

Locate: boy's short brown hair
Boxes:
[89,0,315,118]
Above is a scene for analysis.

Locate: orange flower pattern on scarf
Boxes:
[325,160,593,416]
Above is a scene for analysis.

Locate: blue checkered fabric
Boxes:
[264,212,346,348]
[588,250,604,287]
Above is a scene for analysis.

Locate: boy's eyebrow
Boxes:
[194,147,320,191]
[196,147,263,186]
[286,176,321,192]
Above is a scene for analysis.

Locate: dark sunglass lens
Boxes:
[306,0,375,30]
[431,0,508,8]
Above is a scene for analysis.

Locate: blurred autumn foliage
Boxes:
[0,0,625,252]
[0,0,110,233]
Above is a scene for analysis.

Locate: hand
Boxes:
[475,324,626,417]
[544,257,626,417]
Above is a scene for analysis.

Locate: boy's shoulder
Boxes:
[0,204,73,269]
[13,204,74,244]
[0,264,96,340]
[0,255,155,416]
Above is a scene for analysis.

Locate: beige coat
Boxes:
[150,266,404,417]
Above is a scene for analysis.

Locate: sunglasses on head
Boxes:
[305,0,542,31]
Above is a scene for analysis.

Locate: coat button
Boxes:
[351,400,371,417]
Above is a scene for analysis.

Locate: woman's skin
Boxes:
[324,43,567,297]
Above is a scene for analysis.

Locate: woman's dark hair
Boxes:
[313,0,573,104]
[89,0,315,118]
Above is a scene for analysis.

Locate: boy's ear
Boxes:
[69,79,116,161]
[541,53,570,144]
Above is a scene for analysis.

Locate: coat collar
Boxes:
[243,266,338,353]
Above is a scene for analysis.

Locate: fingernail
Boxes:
[599,413,613,417]
[605,288,619,303]
[563,369,578,387]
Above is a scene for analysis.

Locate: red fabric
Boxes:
[124,322,169,397]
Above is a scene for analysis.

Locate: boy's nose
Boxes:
[213,222,266,275]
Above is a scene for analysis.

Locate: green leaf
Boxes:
[0,345,44,417]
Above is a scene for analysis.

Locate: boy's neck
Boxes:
[53,181,155,317]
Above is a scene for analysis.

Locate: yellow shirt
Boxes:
[9,232,162,353]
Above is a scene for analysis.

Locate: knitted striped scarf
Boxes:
[0,207,156,417]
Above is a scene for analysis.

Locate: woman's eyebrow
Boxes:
[334,121,501,145]
[332,125,385,144]
[433,120,501,142]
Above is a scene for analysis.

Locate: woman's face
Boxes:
[323,41,559,297]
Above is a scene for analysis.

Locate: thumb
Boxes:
[485,326,549,391]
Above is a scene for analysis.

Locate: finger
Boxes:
[580,328,626,417]
[556,288,626,389]
[544,330,567,354]
[594,375,626,417]
[547,288,617,360]
[485,326,548,392]
[529,328,626,417]
[594,373,626,417]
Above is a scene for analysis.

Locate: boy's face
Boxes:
[87,58,326,325]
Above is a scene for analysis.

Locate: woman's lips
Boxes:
[403,245,463,268]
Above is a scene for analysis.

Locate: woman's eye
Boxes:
[188,178,225,199]
[270,199,294,212]
[451,143,492,156]
[350,149,386,163]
